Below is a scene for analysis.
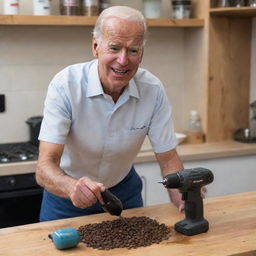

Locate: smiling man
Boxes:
[92,15,144,102]
[36,6,184,221]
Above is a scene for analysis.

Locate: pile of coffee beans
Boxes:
[78,216,171,250]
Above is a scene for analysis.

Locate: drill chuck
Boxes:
[162,167,214,191]
[162,173,180,188]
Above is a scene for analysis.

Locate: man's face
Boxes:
[92,17,144,92]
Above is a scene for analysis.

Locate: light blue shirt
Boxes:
[39,59,177,187]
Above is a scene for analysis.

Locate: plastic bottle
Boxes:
[3,0,19,15]
[187,110,204,144]
[188,110,202,132]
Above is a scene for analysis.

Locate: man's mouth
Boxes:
[111,67,129,75]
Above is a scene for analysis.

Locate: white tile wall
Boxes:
[0,27,185,143]
[0,26,95,143]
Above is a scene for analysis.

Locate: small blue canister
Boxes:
[49,227,80,250]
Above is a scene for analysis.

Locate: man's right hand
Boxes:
[68,177,105,209]
[36,142,106,209]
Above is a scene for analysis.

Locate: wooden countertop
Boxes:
[136,140,256,163]
[0,191,255,256]
[1,140,256,175]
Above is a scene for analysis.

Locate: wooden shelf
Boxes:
[210,7,256,17]
[147,18,204,27]
[0,14,204,27]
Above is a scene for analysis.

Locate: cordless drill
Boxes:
[161,167,214,236]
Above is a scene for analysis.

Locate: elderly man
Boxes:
[36,5,184,221]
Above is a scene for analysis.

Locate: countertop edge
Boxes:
[1,140,256,175]
[135,140,256,163]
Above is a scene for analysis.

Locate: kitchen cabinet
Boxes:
[136,141,256,206]
[184,3,256,142]
[207,6,256,141]
[135,154,256,206]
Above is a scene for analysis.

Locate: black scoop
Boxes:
[101,189,123,216]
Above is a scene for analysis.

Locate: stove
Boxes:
[0,142,42,228]
[0,142,38,164]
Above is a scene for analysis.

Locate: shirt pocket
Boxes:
[118,126,149,153]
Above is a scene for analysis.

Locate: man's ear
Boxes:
[92,37,98,58]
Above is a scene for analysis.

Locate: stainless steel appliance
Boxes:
[0,142,38,163]
[0,117,43,228]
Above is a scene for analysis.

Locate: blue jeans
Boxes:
[39,166,143,221]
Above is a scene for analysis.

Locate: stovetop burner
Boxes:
[0,142,38,164]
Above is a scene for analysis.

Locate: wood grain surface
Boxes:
[0,15,204,27]
[0,192,255,256]
[208,16,251,142]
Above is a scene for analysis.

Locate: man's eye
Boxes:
[110,47,119,52]
[129,49,139,55]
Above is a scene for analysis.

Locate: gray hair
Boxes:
[93,6,148,45]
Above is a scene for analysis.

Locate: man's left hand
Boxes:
[169,188,184,212]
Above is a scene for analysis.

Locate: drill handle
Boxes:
[183,189,204,221]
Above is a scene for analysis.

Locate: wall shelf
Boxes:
[0,15,204,27]
[210,7,256,17]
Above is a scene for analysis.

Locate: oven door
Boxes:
[0,175,43,228]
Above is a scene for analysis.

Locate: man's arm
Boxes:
[155,148,184,212]
[36,141,104,208]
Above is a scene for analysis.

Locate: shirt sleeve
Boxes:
[39,80,72,145]
[148,83,177,153]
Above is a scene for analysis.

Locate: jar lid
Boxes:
[172,0,191,5]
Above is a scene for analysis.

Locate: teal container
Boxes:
[49,227,80,250]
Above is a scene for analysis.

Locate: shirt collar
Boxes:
[128,78,140,99]
[86,59,140,99]
[86,60,104,98]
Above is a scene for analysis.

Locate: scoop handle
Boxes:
[101,189,123,216]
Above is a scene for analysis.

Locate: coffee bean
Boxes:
[78,216,171,250]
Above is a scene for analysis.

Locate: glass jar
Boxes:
[171,0,191,19]
[143,0,162,19]
[229,0,245,7]
[60,0,81,16]
[211,0,230,8]
[247,0,256,7]
[82,0,100,16]
[100,0,111,13]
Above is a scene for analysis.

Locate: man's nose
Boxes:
[117,50,128,66]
